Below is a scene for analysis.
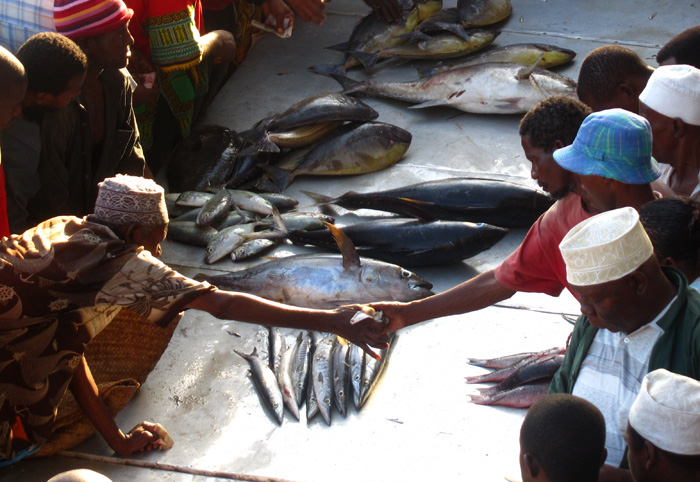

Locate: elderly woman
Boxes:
[0,175,387,466]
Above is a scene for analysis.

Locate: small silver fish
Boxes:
[234,347,284,424]
[291,332,311,406]
[332,338,350,417]
[277,343,300,420]
[312,335,336,425]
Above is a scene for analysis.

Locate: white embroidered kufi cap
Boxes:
[639,64,700,126]
[559,207,653,286]
[94,175,168,226]
[628,369,700,455]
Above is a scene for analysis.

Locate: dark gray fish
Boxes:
[167,221,219,247]
[264,92,379,132]
[277,342,300,420]
[234,347,284,424]
[312,335,336,425]
[468,381,550,408]
[257,193,300,212]
[304,177,554,228]
[291,332,312,407]
[332,338,350,417]
[168,125,243,192]
[289,218,508,267]
[281,212,335,232]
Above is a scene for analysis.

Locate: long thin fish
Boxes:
[466,346,566,370]
[332,337,350,417]
[476,355,564,396]
[291,332,312,407]
[234,347,284,424]
[468,381,550,408]
[312,335,336,425]
[277,342,300,420]
[349,343,364,409]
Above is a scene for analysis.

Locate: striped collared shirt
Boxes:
[0,0,55,53]
[572,298,675,466]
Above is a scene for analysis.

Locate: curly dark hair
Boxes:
[576,45,651,104]
[639,197,700,270]
[657,26,700,69]
[518,95,592,152]
[16,32,87,96]
[521,394,606,482]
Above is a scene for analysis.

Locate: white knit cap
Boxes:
[559,207,653,286]
[94,175,168,226]
[628,369,700,455]
[639,64,700,126]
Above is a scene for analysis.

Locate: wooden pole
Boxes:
[57,451,301,482]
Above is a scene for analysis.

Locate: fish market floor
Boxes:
[4,1,697,481]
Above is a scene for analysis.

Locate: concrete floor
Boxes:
[3,1,698,481]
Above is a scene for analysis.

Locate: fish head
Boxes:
[359,263,434,301]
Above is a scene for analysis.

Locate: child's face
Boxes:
[0,82,26,129]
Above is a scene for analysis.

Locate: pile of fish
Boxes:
[465,346,566,408]
[166,92,411,193]
[235,324,396,425]
[312,0,578,115]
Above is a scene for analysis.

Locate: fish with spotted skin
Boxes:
[312,335,336,425]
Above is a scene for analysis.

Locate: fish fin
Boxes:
[324,222,361,270]
[300,190,333,205]
[308,63,346,79]
[394,30,434,42]
[392,197,438,221]
[416,63,439,78]
[325,41,350,52]
[516,54,543,80]
[408,98,451,109]
[435,22,471,41]
[349,50,380,69]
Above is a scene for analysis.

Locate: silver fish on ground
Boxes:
[348,342,364,409]
[321,62,577,115]
[279,212,335,232]
[205,222,286,264]
[197,224,434,309]
[197,189,233,227]
[468,381,550,408]
[466,346,566,370]
[332,338,350,417]
[269,326,285,376]
[167,221,219,247]
[421,43,577,77]
[277,342,300,420]
[306,333,324,421]
[230,238,279,262]
[176,191,215,208]
[359,335,395,408]
[312,335,336,425]
[234,347,285,424]
[291,332,312,407]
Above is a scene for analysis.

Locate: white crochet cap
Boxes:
[628,369,700,455]
[639,64,700,126]
[559,207,653,286]
[94,175,168,226]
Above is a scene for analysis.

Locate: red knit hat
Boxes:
[54,0,134,40]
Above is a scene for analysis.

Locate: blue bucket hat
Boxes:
[553,108,661,184]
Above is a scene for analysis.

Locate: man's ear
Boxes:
[552,139,565,151]
[124,223,140,245]
[672,118,686,138]
[627,271,649,296]
[644,440,657,469]
[523,453,541,479]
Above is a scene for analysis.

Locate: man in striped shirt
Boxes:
[550,207,700,482]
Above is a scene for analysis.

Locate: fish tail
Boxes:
[258,164,294,192]
[348,50,380,69]
[301,190,334,205]
[308,64,364,94]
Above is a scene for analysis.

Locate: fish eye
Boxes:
[338,389,344,397]
[354,374,360,381]
[400,269,411,279]
[324,397,331,405]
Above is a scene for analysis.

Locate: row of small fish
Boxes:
[465,346,566,408]
[235,327,395,425]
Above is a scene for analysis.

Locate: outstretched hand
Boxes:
[365,301,409,334]
[334,306,389,359]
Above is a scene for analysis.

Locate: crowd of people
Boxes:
[0,1,699,481]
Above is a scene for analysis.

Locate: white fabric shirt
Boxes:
[572,299,675,466]
[658,163,700,201]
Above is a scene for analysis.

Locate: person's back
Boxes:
[519,393,606,482]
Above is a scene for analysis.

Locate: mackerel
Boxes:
[234,347,284,424]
